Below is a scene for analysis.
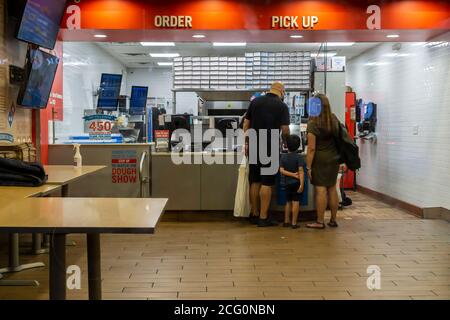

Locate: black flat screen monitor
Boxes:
[214,117,239,136]
[129,86,148,115]
[17,48,59,108]
[97,73,123,111]
[167,114,192,132]
[17,0,67,50]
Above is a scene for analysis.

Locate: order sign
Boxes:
[83,114,116,140]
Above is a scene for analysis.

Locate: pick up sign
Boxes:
[83,114,116,140]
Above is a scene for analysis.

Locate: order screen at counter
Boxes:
[129,86,148,115]
[97,73,123,111]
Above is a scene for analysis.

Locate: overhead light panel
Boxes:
[157,62,173,66]
[192,34,206,38]
[364,61,390,67]
[141,42,175,46]
[212,42,247,47]
[94,34,107,38]
[382,53,411,58]
[386,34,399,38]
[290,35,303,39]
[149,53,180,58]
[326,42,355,46]
[424,41,449,48]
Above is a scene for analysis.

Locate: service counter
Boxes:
[48,144,315,213]
[48,144,151,198]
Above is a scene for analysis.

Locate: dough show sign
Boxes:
[111,150,137,184]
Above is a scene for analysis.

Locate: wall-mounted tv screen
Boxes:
[17,0,67,50]
[129,86,148,115]
[97,73,123,111]
[17,48,59,108]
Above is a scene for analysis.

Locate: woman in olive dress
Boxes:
[306,94,340,229]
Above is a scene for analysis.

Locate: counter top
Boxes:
[52,143,155,147]
[152,151,306,156]
[153,151,241,156]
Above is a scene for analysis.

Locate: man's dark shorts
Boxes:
[249,163,277,186]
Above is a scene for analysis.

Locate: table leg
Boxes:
[43,234,51,248]
[61,184,69,197]
[60,185,77,247]
[32,234,48,253]
[0,233,45,273]
[87,234,102,300]
[21,233,50,255]
[0,233,43,287]
[49,233,66,300]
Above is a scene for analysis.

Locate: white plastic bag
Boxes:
[336,172,343,203]
[233,157,251,217]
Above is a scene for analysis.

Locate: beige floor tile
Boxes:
[1,191,448,300]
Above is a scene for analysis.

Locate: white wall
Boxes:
[314,71,346,122]
[347,41,450,210]
[56,43,127,139]
[127,68,198,115]
[127,67,172,103]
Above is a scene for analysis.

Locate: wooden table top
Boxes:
[0,198,167,234]
[44,165,106,185]
[0,184,62,199]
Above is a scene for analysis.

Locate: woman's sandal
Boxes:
[327,220,338,228]
[306,222,326,229]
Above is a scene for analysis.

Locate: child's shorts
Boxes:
[285,182,301,202]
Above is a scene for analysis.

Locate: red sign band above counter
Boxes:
[151,15,319,29]
[61,0,450,31]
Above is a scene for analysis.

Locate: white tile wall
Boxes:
[56,43,128,140]
[347,40,450,210]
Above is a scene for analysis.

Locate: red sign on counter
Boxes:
[111,150,137,184]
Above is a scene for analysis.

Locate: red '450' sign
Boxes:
[83,114,116,140]
[89,121,112,132]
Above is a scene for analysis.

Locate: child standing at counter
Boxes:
[280,135,305,229]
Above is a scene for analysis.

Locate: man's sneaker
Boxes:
[257,219,278,227]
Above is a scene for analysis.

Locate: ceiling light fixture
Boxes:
[425,41,449,48]
[290,35,303,39]
[364,61,390,66]
[157,62,174,66]
[212,42,247,47]
[386,34,399,38]
[140,42,175,46]
[382,53,411,58]
[192,34,206,38]
[326,42,355,46]
[149,53,180,58]
[94,34,107,38]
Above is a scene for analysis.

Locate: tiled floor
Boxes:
[0,192,449,300]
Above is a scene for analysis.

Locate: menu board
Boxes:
[17,48,59,108]
[17,0,67,50]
